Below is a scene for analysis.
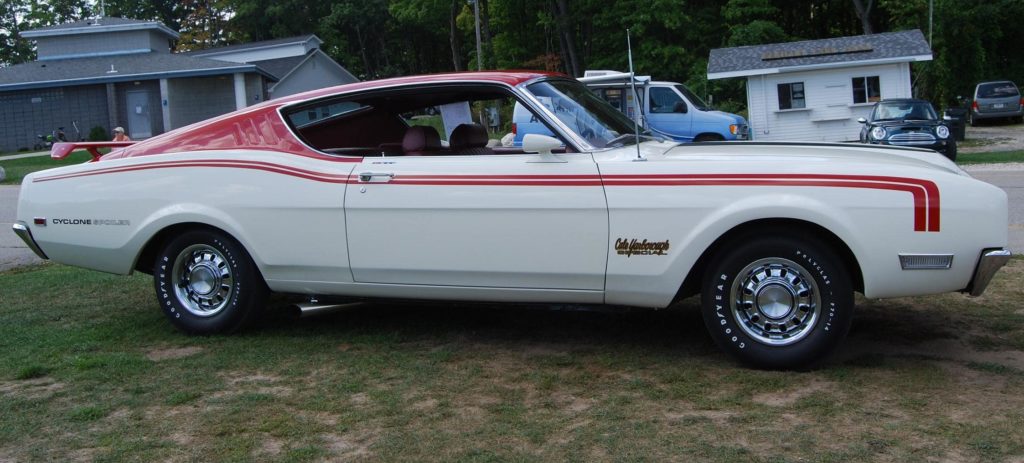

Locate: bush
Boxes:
[87,126,109,142]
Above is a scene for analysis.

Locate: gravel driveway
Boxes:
[961,121,1024,153]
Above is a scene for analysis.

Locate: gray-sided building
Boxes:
[0,17,357,152]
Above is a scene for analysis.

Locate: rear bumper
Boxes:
[11,221,48,260]
[965,248,1011,296]
[972,108,1024,120]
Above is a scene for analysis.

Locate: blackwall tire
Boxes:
[944,142,957,162]
[701,234,854,370]
[154,229,268,334]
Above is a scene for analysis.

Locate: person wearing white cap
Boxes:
[112,127,131,142]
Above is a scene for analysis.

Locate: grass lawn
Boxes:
[956,149,1024,164]
[2,260,1024,462]
[0,151,93,185]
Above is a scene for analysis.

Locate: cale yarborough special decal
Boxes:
[615,238,670,257]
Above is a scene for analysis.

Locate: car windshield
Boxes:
[675,84,711,111]
[978,82,1020,98]
[525,79,639,148]
[871,101,937,121]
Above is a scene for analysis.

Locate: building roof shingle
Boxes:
[250,54,308,80]
[0,53,274,91]
[184,35,321,57]
[21,16,180,40]
[707,29,932,79]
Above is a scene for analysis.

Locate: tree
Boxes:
[175,0,235,51]
[0,0,33,66]
[851,0,874,34]
[722,0,788,46]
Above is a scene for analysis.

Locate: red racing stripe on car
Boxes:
[599,173,939,232]
[33,162,939,231]
[33,159,352,183]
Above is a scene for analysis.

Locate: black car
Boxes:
[858,99,956,161]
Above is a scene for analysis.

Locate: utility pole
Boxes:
[473,0,482,70]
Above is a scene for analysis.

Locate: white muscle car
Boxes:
[13,71,1011,369]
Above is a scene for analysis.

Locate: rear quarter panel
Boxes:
[17,150,357,287]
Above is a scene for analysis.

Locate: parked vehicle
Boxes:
[858,99,957,161]
[509,71,749,147]
[32,134,52,151]
[31,127,69,151]
[15,71,1010,369]
[969,80,1024,125]
[581,71,749,142]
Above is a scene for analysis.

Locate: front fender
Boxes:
[605,191,870,308]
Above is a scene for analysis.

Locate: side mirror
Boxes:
[943,115,953,121]
[673,101,688,113]
[856,117,867,124]
[523,134,564,157]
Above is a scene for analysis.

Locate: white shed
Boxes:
[707,30,932,142]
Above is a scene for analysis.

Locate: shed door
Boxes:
[126,90,153,139]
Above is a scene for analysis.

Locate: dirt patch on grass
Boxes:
[209,372,294,399]
[663,405,738,426]
[253,434,284,458]
[146,346,204,361]
[321,431,375,460]
[752,378,836,407]
[0,377,65,399]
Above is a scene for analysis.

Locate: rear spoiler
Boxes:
[51,141,136,162]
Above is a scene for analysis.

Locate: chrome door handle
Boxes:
[358,172,395,182]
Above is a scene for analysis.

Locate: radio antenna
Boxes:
[626,29,644,161]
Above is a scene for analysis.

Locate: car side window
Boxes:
[399,95,517,153]
[649,87,683,114]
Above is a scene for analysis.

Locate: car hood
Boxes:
[652,141,963,176]
[706,110,747,125]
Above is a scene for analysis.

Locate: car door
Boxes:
[344,151,608,290]
[644,85,694,142]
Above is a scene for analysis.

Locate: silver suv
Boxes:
[969,80,1023,125]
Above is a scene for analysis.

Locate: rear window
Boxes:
[977,82,1020,98]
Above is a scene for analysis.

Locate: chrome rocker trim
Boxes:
[966,249,1011,297]
[11,221,48,260]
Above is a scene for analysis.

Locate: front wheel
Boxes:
[701,234,854,369]
[154,229,268,334]
[943,142,957,162]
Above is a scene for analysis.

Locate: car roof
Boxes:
[876,98,933,105]
[272,71,567,106]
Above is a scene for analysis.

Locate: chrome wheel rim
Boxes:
[731,257,820,346]
[172,244,234,317]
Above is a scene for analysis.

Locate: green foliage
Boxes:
[14,365,48,380]
[3,0,1022,117]
[87,125,108,142]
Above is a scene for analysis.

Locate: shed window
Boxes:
[852,76,881,104]
[778,82,805,110]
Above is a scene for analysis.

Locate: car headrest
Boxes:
[402,126,442,154]
[449,123,489,150]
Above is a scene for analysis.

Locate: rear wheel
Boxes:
[701,233,854,369]
[154,229,268,334]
